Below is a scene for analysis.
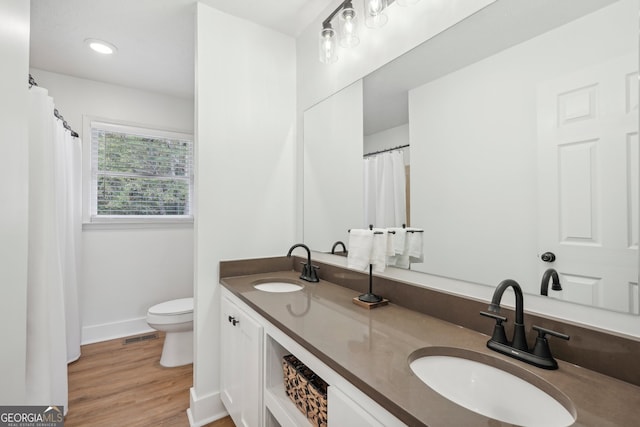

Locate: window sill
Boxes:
[82,217,194,231]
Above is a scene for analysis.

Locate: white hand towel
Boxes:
[347,229,374,271]
[371,229,388,273]
[406,228,424,263]
[394,252,411,269]
[383,229,395,257]
[387,227,406,254]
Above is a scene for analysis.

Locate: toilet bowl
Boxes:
[146,297,193,367]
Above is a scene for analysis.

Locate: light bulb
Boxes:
[318,26,338,64]
[339,6,360,48]
[368,0,385,14]
[365,0,388,29]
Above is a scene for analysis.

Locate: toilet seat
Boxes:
[147,297,193,325]
[148,297,193,315]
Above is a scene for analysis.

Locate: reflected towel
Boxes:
[406,228,424,263]
[347,229,374,271]
[394,252,411,269]
[372,229,389,273]
[388,227,406,254]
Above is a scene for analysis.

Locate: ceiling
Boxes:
[29,0,335,100]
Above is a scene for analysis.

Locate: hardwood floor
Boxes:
[66,332,235,427]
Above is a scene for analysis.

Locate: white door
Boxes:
[537,53,639,313]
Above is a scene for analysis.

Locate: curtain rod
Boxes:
[28,74,79,138]
[363,144,409,158]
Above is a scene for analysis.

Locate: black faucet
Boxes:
[331,241,347,255]
[487,279,528,350]
[540,268,562,296]
[287,243,319,283]
[481,279,570,370]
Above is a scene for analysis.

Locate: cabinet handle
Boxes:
[228,315,235,323]
[232,319,239,326]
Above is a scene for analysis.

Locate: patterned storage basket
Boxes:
[282,354,328,427]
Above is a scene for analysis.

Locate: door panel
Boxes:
[537,53,639,313]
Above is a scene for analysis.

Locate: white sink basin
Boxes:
[253,281,303,293]
[409,351,575,427]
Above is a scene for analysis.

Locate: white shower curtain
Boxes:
[25,86,82,414]
[364,150,406,227]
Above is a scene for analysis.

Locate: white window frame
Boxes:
[83,116,194,227]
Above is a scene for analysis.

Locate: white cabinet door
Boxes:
[220,295,263,427]
[328,386,385,427]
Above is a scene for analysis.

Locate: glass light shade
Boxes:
[338,6,360,48]
[318,27,338,64]
[395,0,421,6]
[365,0,388,29]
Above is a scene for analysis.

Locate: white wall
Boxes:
[304,80,363,250]
[0,0,30,405]
[193,4,297,425]
[28,68,193,139]
[28,69,195,344]
[409,0,635,293]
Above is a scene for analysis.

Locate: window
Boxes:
[89,121,193,222]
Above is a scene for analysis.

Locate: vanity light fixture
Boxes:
[84,38,117,55]
[319,0,421,64]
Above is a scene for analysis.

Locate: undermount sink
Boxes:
[252,278,304,293]
[409,348,575,427]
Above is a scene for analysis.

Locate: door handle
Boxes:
[541,252,556,262]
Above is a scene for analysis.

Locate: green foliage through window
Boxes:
[92,125,193,217]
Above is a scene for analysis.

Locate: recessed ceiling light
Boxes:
[84,38,117,55]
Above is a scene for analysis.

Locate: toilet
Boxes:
[146,297,194,367]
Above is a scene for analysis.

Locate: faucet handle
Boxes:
[532,325,569,360]
[480,311,508,345]
[533,325,570,340]
[480,311,507,322]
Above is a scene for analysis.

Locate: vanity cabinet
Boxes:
[220,295,263,427]
[220,288,405,427]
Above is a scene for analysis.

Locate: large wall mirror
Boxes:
[303,0,639,315]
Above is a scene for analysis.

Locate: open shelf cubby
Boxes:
[264,333,314,427]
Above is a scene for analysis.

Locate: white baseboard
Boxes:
[187,387,227,427]
[81,317,155,344]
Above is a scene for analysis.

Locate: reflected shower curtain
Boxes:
[364,150,406,227]
[25,86,82,414]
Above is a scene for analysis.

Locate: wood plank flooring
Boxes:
[66,332,235,427]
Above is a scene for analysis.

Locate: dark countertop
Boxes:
[221,270,640,426]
